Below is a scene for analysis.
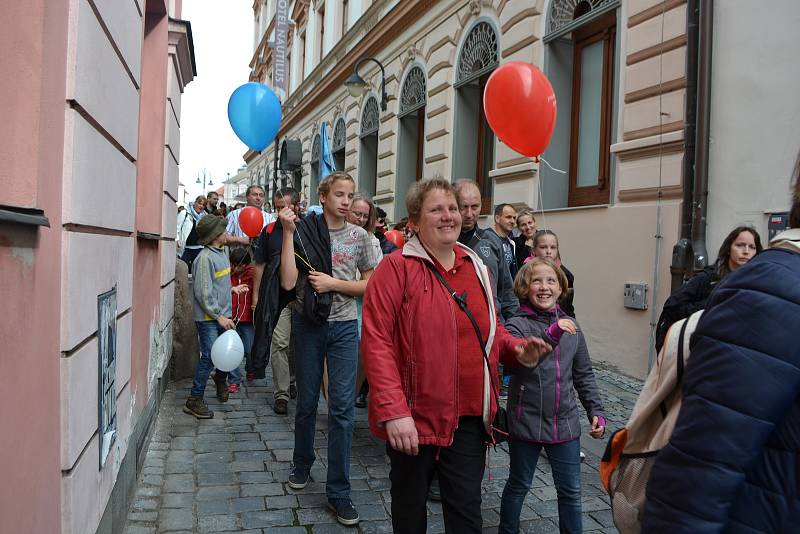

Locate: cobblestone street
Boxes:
[124,365,642,533]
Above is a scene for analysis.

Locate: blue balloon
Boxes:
[227,83,282,152]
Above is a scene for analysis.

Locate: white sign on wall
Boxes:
[272,0,290,94]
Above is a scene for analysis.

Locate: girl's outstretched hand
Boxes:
[515,336,553,368]
[557,318,577,335]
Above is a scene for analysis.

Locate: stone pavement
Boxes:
[123,363,642,533]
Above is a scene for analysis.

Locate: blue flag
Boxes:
[320,121,336,179]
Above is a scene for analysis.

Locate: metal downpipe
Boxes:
[670,0,699,292]
[691,0,713,272]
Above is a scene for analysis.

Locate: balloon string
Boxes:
[536,166,548,235]
[539,157,567,175]
[535,157,566,235]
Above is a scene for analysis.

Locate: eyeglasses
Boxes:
[351,211,369,221]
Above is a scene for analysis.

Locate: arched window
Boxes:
[452,21,499,214]
[310,132,321,202]
[542,0,618,208]
[359,96,380,197]
[396,65,427,218]
[332,117,346,172]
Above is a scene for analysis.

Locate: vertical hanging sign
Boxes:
[98,287,118,469]
[272,0,290,95]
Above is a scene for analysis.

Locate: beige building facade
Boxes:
[244,0,800,378]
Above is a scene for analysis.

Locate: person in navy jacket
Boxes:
[643,153,800,533]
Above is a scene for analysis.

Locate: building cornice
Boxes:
[168,18,197,87]
[292,0,309,27]
[250,16,277,69]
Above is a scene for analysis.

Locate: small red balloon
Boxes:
[483,62,557,158]
[239,206,263,238]
[384,230,405,249]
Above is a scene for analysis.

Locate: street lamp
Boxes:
[344,56,388,111]
[195,169,213,191]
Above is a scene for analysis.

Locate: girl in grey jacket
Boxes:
[499,258,606,534]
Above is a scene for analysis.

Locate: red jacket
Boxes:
[361,238,524,447]
[231,264,254,323]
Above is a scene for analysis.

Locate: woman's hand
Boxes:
[557,318,576,335]
[308,271,339,293]
[590,416,605,439]
[515,336,553,368]
[385,416,419,455]
[232,284,249,295]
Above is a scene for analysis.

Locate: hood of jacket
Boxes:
[770,228,800,253]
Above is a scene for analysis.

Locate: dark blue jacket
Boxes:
[643,244,800,533]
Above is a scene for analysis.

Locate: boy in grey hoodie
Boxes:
[184,216,239,419]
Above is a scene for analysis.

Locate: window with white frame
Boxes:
[341,0,349,38]
[396,65,427,218]
[542,0,619,208]
[359,96,380,197]
[452,20,499,214]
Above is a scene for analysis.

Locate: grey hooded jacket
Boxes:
[505,304,605,443]
[459,227,518,321]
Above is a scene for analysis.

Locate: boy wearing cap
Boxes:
[184,215,239,419]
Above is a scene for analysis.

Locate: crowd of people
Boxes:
[172,150,800,532]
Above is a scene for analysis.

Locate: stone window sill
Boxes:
[0,204,49,227]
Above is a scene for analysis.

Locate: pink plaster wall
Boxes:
[136,12,169,236]
[0,3,45,207]
[0,0,68,532]
[132,5,170,411]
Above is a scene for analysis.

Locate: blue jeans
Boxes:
[499,438,582,534]
[292,311,358,500]
[228,322,254,384]
[191,321,228,397]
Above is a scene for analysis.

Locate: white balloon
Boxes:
[211,329,244,372]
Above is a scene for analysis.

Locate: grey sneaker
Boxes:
[287,467,310,489]
[328,498,359,526]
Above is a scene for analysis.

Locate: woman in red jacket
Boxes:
[361,178,551,534]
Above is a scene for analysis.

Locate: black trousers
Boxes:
[388,416,486,534]
[180,247,201,274]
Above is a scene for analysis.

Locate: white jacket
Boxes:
[176,206,204,256]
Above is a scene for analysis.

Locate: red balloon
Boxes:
[239,206,263,238]
[483,62,557,159]
[384,230,405,249]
